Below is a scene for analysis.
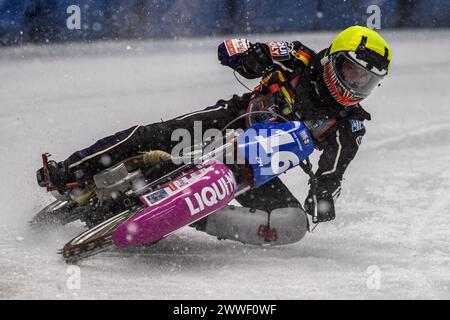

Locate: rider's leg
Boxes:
[38,95,248,188]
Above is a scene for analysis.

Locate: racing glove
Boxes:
[304,189,336,223]
[304,177,341,222]
[241,43,274,77]
[304,174,342,223]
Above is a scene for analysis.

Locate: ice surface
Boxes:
[0,30,449,299]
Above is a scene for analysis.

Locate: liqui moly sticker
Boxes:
[267,41,290,60]
[225,39,250,56]
[184,170,236,216]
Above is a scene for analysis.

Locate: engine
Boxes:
[93,163,145,203]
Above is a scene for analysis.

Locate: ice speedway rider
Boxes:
[37,26,392,245]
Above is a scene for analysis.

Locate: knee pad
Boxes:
[205,205,308,246]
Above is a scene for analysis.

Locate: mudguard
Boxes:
[112,160,236,248]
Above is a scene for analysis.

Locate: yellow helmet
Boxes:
[323,26,392,106]
[329,26,392,73]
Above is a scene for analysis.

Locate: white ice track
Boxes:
[0,30,449,300]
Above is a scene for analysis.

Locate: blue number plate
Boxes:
[237,121,314,188]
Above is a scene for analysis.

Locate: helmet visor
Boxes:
[332,52,384,98]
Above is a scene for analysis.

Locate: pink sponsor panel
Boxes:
[112,160,236,248]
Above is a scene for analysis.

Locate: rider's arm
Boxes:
[316,119,366,198]
[218,39,315,79]
[304,119,367,222]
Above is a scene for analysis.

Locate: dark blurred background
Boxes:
[1,0,449,46]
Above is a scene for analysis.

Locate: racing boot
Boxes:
[36,160,72,191]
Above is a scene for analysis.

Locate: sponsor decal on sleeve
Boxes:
[349,119,365,132]
[224,39,250,56]
[267,41,290,60]
[292,49,312,65]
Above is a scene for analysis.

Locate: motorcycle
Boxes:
[32,72,321,264]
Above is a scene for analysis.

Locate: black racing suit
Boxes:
[58,39,370,220]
